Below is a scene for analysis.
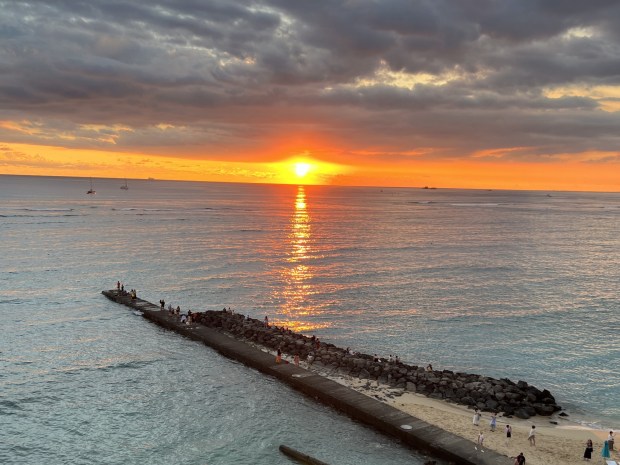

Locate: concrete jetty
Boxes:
[102,289,510,465]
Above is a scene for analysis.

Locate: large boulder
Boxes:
[534,403,555,416]
[514,408,531,419]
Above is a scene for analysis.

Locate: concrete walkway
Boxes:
[102,290,511,465]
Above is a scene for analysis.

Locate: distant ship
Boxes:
[87,178,96,195]
[120,179,129,190]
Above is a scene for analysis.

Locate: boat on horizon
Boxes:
[120,179,129,190]
[87,178,96,195]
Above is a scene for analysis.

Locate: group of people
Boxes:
[159,298,194,324]
[116,281,137,299]
[371,353,403,364]
[592,430,615,461]
[470,408,530,464]
[473,407,616,463]
[271,343,313,366]
[275,347,301,366]
[475,427,525,465]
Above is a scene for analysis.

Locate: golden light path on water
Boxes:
[275,186,329,333]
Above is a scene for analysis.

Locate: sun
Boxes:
[272,157,345,185]
[294,162,311,178]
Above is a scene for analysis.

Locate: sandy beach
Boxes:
[261,345,618,464]
[336,375,616,465]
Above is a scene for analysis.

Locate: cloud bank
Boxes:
[1,0,619,168]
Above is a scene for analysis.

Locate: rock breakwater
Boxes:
[194,309,561,419]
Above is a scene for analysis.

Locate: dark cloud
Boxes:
[0,0,619,164]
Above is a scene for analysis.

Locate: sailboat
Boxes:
[120,179,129,190]
[87,178,96,195]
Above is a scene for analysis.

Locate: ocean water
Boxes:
[1,175,619,464]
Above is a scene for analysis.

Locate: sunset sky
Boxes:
[1,0,619,191]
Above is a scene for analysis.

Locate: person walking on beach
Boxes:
[608,431,615,450]
[489,412,497,432]
[476,431,485,450]
[583,438,593,460]
[473,408,481,426]
[528,425,536,447]
[505,424,512,446]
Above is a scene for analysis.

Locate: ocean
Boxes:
[1,175,619,465]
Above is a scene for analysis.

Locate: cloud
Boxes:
[0,0,619,166]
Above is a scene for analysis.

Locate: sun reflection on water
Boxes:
[274,186,329,333]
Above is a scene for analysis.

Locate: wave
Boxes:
[23,208,74,212]
[0,214,48,218]
[114,207,178,212]
[57,358,159,376]
[450,203,500,207]
[0,207,74,212]
[0,399,24,413]
[3,220,73,225]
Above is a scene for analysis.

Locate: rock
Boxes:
[534,403,555,416]
[194,309,562,419]
[485,399,499,410]
[502,406,515,416]
[514,408,531,419]
[517,380,529,390]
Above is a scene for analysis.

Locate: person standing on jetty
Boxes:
[276,348,282,364]
[159,299,165,310]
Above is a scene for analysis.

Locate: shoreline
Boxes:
[104,290,618,465]
[289,354,618,465]
[249,342,619,465]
